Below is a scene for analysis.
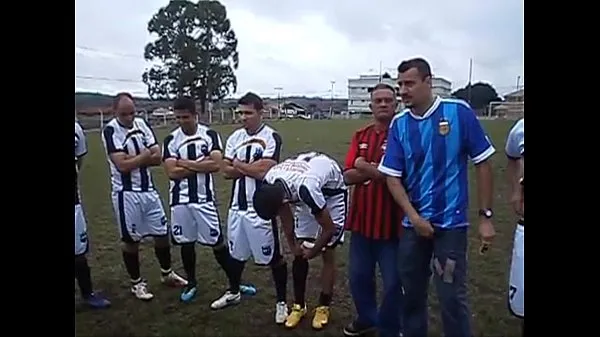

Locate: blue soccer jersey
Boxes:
[378,97,496,228]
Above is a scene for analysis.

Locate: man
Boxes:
[75,120,111,309]
[378,58,496,337]
[102,92,187,301]
[342,83,404,337]
[162,97,248,303]
[210,92,288,324]
[505,118,524,334]
[253,151,347,330]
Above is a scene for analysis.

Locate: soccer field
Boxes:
[76,118,521,337]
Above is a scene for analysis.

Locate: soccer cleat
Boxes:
[275,301,288,324]
[240,284,257,296]
[84,293,111,309]
[180,284,197,303]
[160,271,188,288]
[210,290,241,310]
[285,303,307,329]
[312,305,330,330]
[342,320,377,336]
[131,281,154,301]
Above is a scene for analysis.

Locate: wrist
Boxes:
[478,208,493,219]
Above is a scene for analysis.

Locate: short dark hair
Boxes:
[369,82,396,96]
[397,57,432,79]
[112,92,134,110]
[252,182,285,220]
[173,96,196,114]
[238,92,264,112]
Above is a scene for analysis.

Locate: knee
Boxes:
[269,254,285,268]
[154,235,170,248]
[321,249,335,266]
[74,254,87,264]
[121,242,138,253]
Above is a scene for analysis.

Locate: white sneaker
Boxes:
[160,270,188,288]
[275,301,288,324]
[131,281,154,301]
[210,290,241,310]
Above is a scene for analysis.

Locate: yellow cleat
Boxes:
[285,303,307,329]
[312,305,330,330]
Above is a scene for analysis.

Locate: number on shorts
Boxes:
[173,225,182,236]
[509,285,517,300]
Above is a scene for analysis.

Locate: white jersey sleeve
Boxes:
[224,131,239,161]
[137,118,159,148]
[75,122,87,158]
[102,123,126,154]
[206,128,224,153]
[162,132,179,161]
[505,118,524,159]
[263,131,283,162]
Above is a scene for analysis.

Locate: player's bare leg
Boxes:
[270,256,289,324]
[154,236,187,288]
[286,254,309,329]
[313,248,335,330]
[75,254,110,309]
[121,242,155,301]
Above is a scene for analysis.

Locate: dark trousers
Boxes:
[349,232,403,337]
[399,227,471,337]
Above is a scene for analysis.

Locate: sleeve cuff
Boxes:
[377,164,402,177]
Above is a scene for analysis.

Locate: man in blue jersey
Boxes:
[378,58,496,337]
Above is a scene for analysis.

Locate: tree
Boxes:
[451,82,502,110]
[142,0,239,114]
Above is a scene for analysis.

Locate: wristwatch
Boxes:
[478,209,493,219]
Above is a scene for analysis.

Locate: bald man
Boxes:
[101,92,187,301]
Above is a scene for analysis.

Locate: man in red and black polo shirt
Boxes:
[342,83,404,337]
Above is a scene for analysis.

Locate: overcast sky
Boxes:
[75,0,523,98]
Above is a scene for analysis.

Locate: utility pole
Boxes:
[516,75,521,91]
[274,87,283,119]
[330,81,335,118]
[467,58,473,105]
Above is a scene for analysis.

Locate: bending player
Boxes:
[75,120,110,309]
[505,118,524,335]
[102,93,187,301]
[210,92,287,324]
[253,151,347,330]
[162,97,249,303]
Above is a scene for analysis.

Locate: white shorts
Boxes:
[112,191,168,243]
[508,222,524,318]
[227,208,280,265]
[171,202,222,246]
[74,204,89,256]
[294,192,347,248]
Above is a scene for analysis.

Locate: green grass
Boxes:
[76,118,521,337]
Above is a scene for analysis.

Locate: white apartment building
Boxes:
[347,74,452,114]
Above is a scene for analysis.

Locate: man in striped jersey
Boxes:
[253,151,347,331]
[75,120,110,309]
[102,93,187,301]
[210,92,288,323]
[505,118,524,331]
[379,58,496,337]
[162,97,249,303]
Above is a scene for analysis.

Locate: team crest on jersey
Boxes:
[438,119,450,136]
[359,143,368,150]
[252,148,264,161]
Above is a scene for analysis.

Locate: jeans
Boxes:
[349,232,403,337]
[399,227,471,337]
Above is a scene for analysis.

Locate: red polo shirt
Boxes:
[343,123,404,240]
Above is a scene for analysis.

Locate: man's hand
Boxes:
[478,218,496,254]
[355,157,384,181]
[410,216,434,238]
[140,147,152,159]
[232,158,243,169]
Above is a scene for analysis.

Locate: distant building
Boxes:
[491,88,524,119]
[347,74,452,114]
